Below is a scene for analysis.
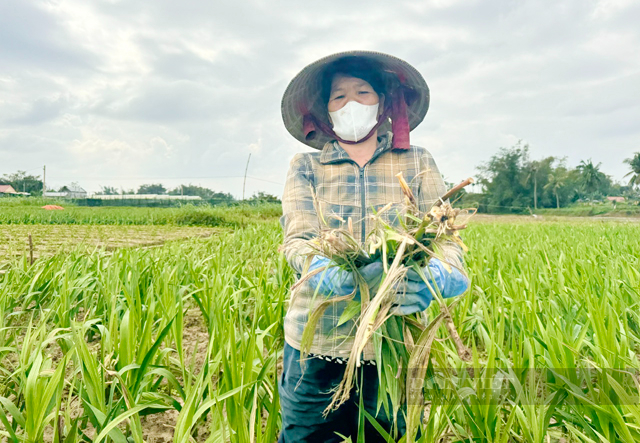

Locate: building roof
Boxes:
[0,185,17,194]
[60,184,86,193]
[67,184,86,193]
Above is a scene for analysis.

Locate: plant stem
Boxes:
[433,177,474,207]
[440,302,471,361]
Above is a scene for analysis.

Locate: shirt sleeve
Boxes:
[416,147,447,213]
[280,153,320,274]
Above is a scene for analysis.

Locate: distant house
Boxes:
[64,184,87,198]
[607,196,625,203]
[0,184,18,196]
[46,184,88,199]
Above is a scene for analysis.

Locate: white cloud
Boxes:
[0,0,639,197]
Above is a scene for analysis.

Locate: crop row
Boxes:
[0,220,638,441]
[0,203,282,227]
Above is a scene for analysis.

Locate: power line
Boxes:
[246,176,284,186]
[0,166,43,175]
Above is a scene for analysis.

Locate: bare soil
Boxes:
[0,225,222,266]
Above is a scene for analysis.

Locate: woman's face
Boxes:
[327,75,380,113]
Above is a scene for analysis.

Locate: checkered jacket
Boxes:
[280,132,448,360]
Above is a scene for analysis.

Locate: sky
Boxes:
[1,0,639,198]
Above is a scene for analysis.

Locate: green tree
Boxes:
[576,159,609,197]
[523,157,556,210]
[623,152,640,189]
[169,184,207,197]
[209,192,235,204]
[0,170,43,195]
[249,191,281,203]
[168,185,235,204]
[477,142,531,212]
[137,183,167,195]
[544,166,568,209]
[523,163,539,210]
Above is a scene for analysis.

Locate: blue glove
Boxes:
[356,261,385,300]
[307,256,383,298]
[393,279,434,316]
[393,258,469,315]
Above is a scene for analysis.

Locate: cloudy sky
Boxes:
[1,0,639,197]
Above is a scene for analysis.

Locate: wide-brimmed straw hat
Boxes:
[281,50,430,150]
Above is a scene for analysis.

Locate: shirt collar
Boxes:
[319,132,394,165]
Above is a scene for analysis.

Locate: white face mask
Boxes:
[329,101,379,142]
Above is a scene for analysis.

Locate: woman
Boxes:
[279,51,469,442]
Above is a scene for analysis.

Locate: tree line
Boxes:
[3,148,639,211]
[94,184,280,203]
[471,144,640,212]
[0,172,280,203]
[0,171,43,195]
[95,183,236,203]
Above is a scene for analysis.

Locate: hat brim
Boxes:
[281,50,430,150]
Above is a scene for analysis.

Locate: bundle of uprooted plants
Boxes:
[287,174,475,440]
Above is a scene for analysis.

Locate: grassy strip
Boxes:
[0,203,282,226]
[535,204,640,217]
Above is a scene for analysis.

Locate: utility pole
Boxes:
[534,174,538,210]
[533,166,538,211]
[242,153,251,201]
[42,165,46,197]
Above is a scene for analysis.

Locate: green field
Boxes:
[0,206,639,442]
[0,202,282,227]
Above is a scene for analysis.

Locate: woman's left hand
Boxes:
[393,258,469,315]
[307,256,384,297]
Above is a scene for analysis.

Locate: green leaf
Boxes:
[363,409,395,443]
[337,301,361,327]
[93,404,155,443]
[0,397,25,428]
[0,402,20,443]
[131,313,177,395]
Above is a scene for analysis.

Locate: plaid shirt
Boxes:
[280,132,448,360]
